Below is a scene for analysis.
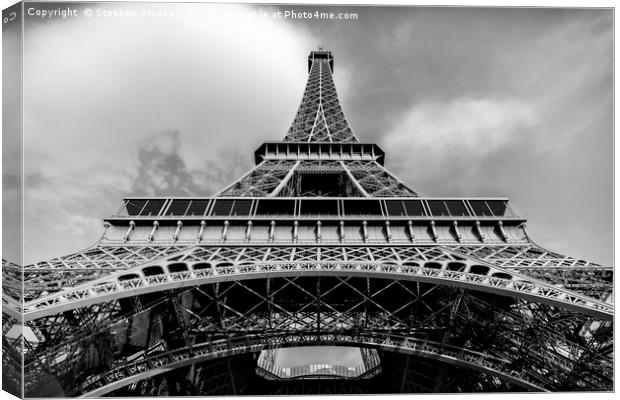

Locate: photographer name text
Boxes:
[25,7,358,21]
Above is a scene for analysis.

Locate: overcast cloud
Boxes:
[7,4,612,268]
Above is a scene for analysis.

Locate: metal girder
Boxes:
[344,160,417,197]
[110,351,519,395]
[216,160,299,197]
[215,158,418,198]
[285,57,357,143]
[76,332,545,396]
[21,274,612,396]
[21,248,613,320]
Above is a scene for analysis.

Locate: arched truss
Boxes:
[16,243,611,298]
[23,272,612,396]
[21,245,613,320]
[107,351,524,395]
[77,332,545,397]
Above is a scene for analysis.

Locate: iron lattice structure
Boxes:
[2,50,613,397]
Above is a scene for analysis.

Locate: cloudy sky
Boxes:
[3,3,612,268]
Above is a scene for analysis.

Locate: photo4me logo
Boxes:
[279,10,358,20]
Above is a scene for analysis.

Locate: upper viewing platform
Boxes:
[308,50,334,73]
[253,141,386,165]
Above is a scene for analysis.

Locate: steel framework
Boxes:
[2,50,613,397]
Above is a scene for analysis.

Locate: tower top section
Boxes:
[285,50,357,143]
[308,50,334,73]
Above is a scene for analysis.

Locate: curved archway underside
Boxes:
[104,351,528,396]
[22,275,613,396]
[83,335,540,397]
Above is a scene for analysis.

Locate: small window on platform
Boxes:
[427,200,450,217]
[468,200,493,217]
[446,262,466,271]
[193,263,211,270]
[143,266,164,276]
[118,274,140,281]
[491,272,513,280]
[425,262,442,269]
[445,200,470,216]
[469,265,489,275]
[230,200,252,216]
[166,200,191,216]
[256,199,296,216]
[385,200,406,217]
[139,200,166,216]
[186,200,209,216]
[168,263,188,273]
[125,199,148,216]
[343,200,382,216]
[299,199,339,216]
[403,200,425,216]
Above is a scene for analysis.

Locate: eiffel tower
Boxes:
[2,50,613,397]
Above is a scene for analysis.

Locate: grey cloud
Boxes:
[24,171,49,189]
[130,131,250,197]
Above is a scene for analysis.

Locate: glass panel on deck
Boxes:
[343,200,382,216]
[385,200,406,217]
[427,200,450,216]
[209,199,233,216]
[299,199,339,216]
[468,200,493,216]
[165,200,191,216]
[255,199,296,216]
[445,200,470,216]
[230,200,252,216]
[186,200,209,216]
[125,199,148,216]
[139,200,166,216]
[403,200,425,216]
[486,200,514,217]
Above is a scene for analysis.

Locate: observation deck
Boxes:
[102,196,525,246]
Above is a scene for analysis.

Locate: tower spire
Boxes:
[285,50,358,143]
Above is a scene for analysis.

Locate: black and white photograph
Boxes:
[1,1,614,397]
